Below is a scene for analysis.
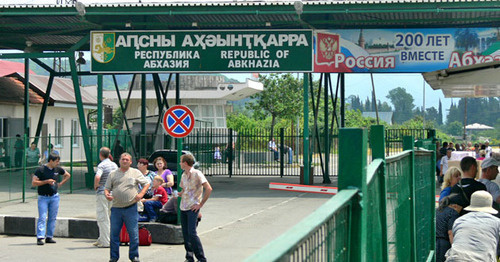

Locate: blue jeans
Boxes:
[37,194,60,239]
[143,200,162,221]
[271,149,279,160]
[181,210,206,262]
[110,204,139,260]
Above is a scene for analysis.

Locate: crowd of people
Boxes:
[435,140,500,261]
[30,145,212,262]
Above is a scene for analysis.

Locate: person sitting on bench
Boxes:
[140,176,168,222]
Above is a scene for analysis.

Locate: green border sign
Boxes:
[91,30,313,73]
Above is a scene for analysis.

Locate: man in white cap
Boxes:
[445,191,500,262]
[478,157,500,207]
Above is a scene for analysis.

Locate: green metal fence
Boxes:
[246,125,436,262]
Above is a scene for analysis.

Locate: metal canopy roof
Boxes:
[423,60,500,98]
[1,0,499,51]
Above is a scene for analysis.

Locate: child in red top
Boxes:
[141,176,169,222]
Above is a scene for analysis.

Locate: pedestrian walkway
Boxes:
[0,176,333,262]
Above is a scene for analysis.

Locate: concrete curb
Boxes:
[0,215,183,244]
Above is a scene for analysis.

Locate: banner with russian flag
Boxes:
[313,28,500,73]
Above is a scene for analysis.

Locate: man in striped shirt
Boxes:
[93,147,118,248]
[105,153,149,262]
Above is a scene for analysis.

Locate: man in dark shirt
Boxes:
[32,153,71,246]
[450,156,486,214]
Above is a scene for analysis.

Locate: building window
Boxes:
[187,104,226,128]
[55,119,63,147]
[71,119,79,147]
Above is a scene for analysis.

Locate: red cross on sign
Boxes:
[162,105,195,138]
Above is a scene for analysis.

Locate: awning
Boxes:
[422,61,500,98]
[465,123,494,130]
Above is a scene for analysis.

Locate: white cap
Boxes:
[481,157,500,169]
[464,190,498,214]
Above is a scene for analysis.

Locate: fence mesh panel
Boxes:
[386,152,413,262]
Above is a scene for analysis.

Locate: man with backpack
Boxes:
[450,157,487,215]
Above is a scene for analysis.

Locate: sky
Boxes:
[1,0,453,118]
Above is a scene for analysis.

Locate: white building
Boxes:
[88,74,263,132]
[0,72,97,163]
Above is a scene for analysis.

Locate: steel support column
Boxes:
[97,74,103,151]
[302,73,310,185]
[34,74,54,145]
[68,56,94,178]
[24,58,30,138]
[112,75,138,159]
[370,125,388,262]
[323,74,331,183]
[340,73,345,127]
[176,73,182,225]
[141,74,146,157]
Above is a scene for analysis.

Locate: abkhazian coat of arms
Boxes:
[92,32,115,63]
[315,32,340,66]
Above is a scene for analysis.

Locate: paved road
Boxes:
[0,176,333,262]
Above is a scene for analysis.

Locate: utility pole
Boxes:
[463,98,467,140]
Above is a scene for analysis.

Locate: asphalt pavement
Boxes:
[0,176,333,262]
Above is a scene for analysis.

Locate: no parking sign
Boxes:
[162,105,195,138]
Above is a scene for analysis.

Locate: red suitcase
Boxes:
[119,224,130,245]
[139,226,152,246]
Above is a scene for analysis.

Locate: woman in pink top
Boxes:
[153,156,174,195]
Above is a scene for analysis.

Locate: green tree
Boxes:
[386,87,415,124]
[345,110,383,128]
[425,106,440,124]
[447,121,464,136]
[438,99,443,125]
[447,101,461,124]
[377,100,392,111]
[106,107,124,129]
[399,115,434,129]
[226,112,260,131]
[248,73,302,139]
[348,95,363,111]
[364,97,371,112]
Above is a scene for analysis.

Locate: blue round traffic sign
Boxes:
[162,105,195,138]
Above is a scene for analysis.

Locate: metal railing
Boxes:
[246,189,356,262]
[246,125,436,262]
[0,127,435,204]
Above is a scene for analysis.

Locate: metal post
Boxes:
[22,134,27,203]
[97,74,103,151]
[403,136,416,262]
[338,128,367,262]
[68,56,94,180]
[463,98,467,140]
[323,74,331,183]
[228,128,233,178]
[280,128,284,178]
[24,59,30,138]
[70,132,74,194]
[428,143,437,259]
[370,125,388,262]
[175,73,182,225]
[302,73,310,185]
[141,74,147,158]
[340,73,345,127]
